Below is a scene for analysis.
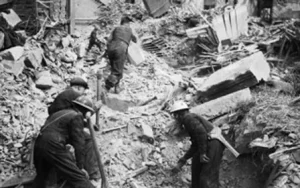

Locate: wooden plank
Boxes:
[186,25,209,38]
[212,15,228,42]
[230,8,238,40]
[67,0,75,34]
[235,5,248,36]
[128,42,145,66]
[223,12,233,39]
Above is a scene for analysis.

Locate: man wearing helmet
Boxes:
[170,101,225,188]
[105,16,137,93]
[47,77,102,186]
[33,96,96,188]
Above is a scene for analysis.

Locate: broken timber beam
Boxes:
[126,166,149,179]
[102,125,128,134]
[196,52,270,103]
[191,88,252,120]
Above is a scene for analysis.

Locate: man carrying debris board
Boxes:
[170,101,225,188]
[105,16,137,93]
[47,76,102,186]
[32,96,97,188]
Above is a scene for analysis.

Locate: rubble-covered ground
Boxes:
[2,0,300,188]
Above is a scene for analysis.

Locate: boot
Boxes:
[114,84,123,94]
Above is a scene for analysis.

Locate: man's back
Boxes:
[111,26,136,45]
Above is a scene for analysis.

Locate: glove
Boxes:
[171,158,186,174]
[200,154,210,163]
[81,168,89,179]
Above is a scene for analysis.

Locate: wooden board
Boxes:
[235,5,248,36]
[230,9,239,40]
[128,42,145,66]
[186,25,209,39]
[212,15,229,42]
[223,12,233,39]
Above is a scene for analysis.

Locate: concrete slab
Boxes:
[196,52,270,102]
[191,88,252,120]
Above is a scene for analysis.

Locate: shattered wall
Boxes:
[37,0,68,23]
[273,0,300,19]
[13,0,36,21]
[13,0,69,34]
[13,0,37,34]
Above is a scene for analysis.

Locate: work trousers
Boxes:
[87,39,102,52]
[105,40,128,90]
[191,139,225,188]
[32,133,95,188]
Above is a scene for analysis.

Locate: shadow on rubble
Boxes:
[220,149,274,188]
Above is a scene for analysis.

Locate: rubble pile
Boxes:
[243,18,300,58]
[0,71,47,181]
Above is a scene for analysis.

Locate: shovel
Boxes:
[209,126,240,158]
[86,112,108,188]
[95,70,102,131]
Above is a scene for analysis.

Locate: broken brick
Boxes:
[0,46,25,76]
[24,48,44,69]
[35,71,54,90]
[140,123,154,144]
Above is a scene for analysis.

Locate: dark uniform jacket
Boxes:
[110,26,137,45]
[181,113,214,161]
[48,88,80,116]
[39,109,86,169]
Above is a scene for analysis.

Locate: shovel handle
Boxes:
[218,135,240,158]
[96,71,102,130]
[87,114,108,188]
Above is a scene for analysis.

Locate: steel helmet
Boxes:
[170,100,189,113]
[73,96,95,113]
[70,77,88,89]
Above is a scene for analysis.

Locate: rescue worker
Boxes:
[87,24,103,52]
[105,16,137,93]
[48,77,88,116]
[32,96,96,188]
[170,101,225,188]
[47,77,101,185]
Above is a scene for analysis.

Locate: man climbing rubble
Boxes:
[32,96,97,188]
[105,16,137,93]
[87,24,104,53]
[47,76,102,186]
[170,101,225,188]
